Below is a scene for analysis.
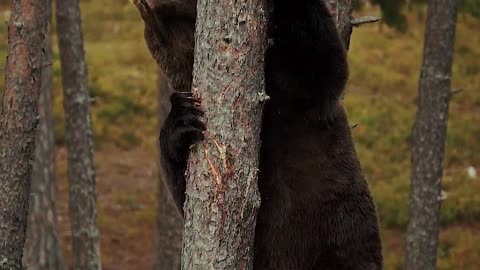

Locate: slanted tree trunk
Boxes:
[405,1,459,269]
[0,1,47,269]
[180,0,268,268]
[23,0,66,269]
[156,70,183,270]
[55,0,100,269]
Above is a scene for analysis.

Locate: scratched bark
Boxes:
[406,1,459,269]
[0,0,47,269]
[181,0,267,269]
[56,0,100,269]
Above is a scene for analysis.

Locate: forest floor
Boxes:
[56,147,159,270]
[0,1,480,269]
[53,147,480,270]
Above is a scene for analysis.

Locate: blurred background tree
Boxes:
[405,0,460,269]
[23,0,66,269]
[56,0,100,268]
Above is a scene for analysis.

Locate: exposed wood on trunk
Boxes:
[23,0,66,269]
[0,0,47,268]
[55,0,100,268]
[406,1,460,269]
[180,0,268,269]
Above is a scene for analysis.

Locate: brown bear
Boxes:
[133,0,383,269]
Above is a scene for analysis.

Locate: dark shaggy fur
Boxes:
[134,0,382,269]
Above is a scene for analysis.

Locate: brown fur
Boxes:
[134,0,196,92]
[134,0,383,269]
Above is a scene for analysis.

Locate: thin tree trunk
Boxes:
[405,1,459,270]
[55,0,100,269]
[180,0,267,268]
[23,0,66,269]
[0,1,47,269]
[156,70,182,270]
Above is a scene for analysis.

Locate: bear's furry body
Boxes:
[134,0,382,269]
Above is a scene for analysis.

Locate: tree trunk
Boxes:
[23,0,66,269]
[156,70,183,270]
[0,1,47,269]
[405,1,459,270]
[55,0,101,269]
[325,0,353,48]
[180,0,267,269]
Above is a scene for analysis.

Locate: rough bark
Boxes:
[0,0,47,269]
[405,1,459,270]
[23,0,66,269]
[55,0,101,269]
[325,0,353,48]
[156,70,183,270]
[180,0,267,269]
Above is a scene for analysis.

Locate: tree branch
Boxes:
[450,88,464,97]
[351,16,381,27]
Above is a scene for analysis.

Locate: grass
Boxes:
[0,2,479,269]
[346,8,480,231]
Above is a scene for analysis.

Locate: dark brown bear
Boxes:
[133,0,382,269]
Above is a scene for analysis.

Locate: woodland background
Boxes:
[0,0,479,269]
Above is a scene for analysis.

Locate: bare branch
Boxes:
[450,88,464,97]
[42,60,53,68]
[351,16,381,27]
[0,61,53,72]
